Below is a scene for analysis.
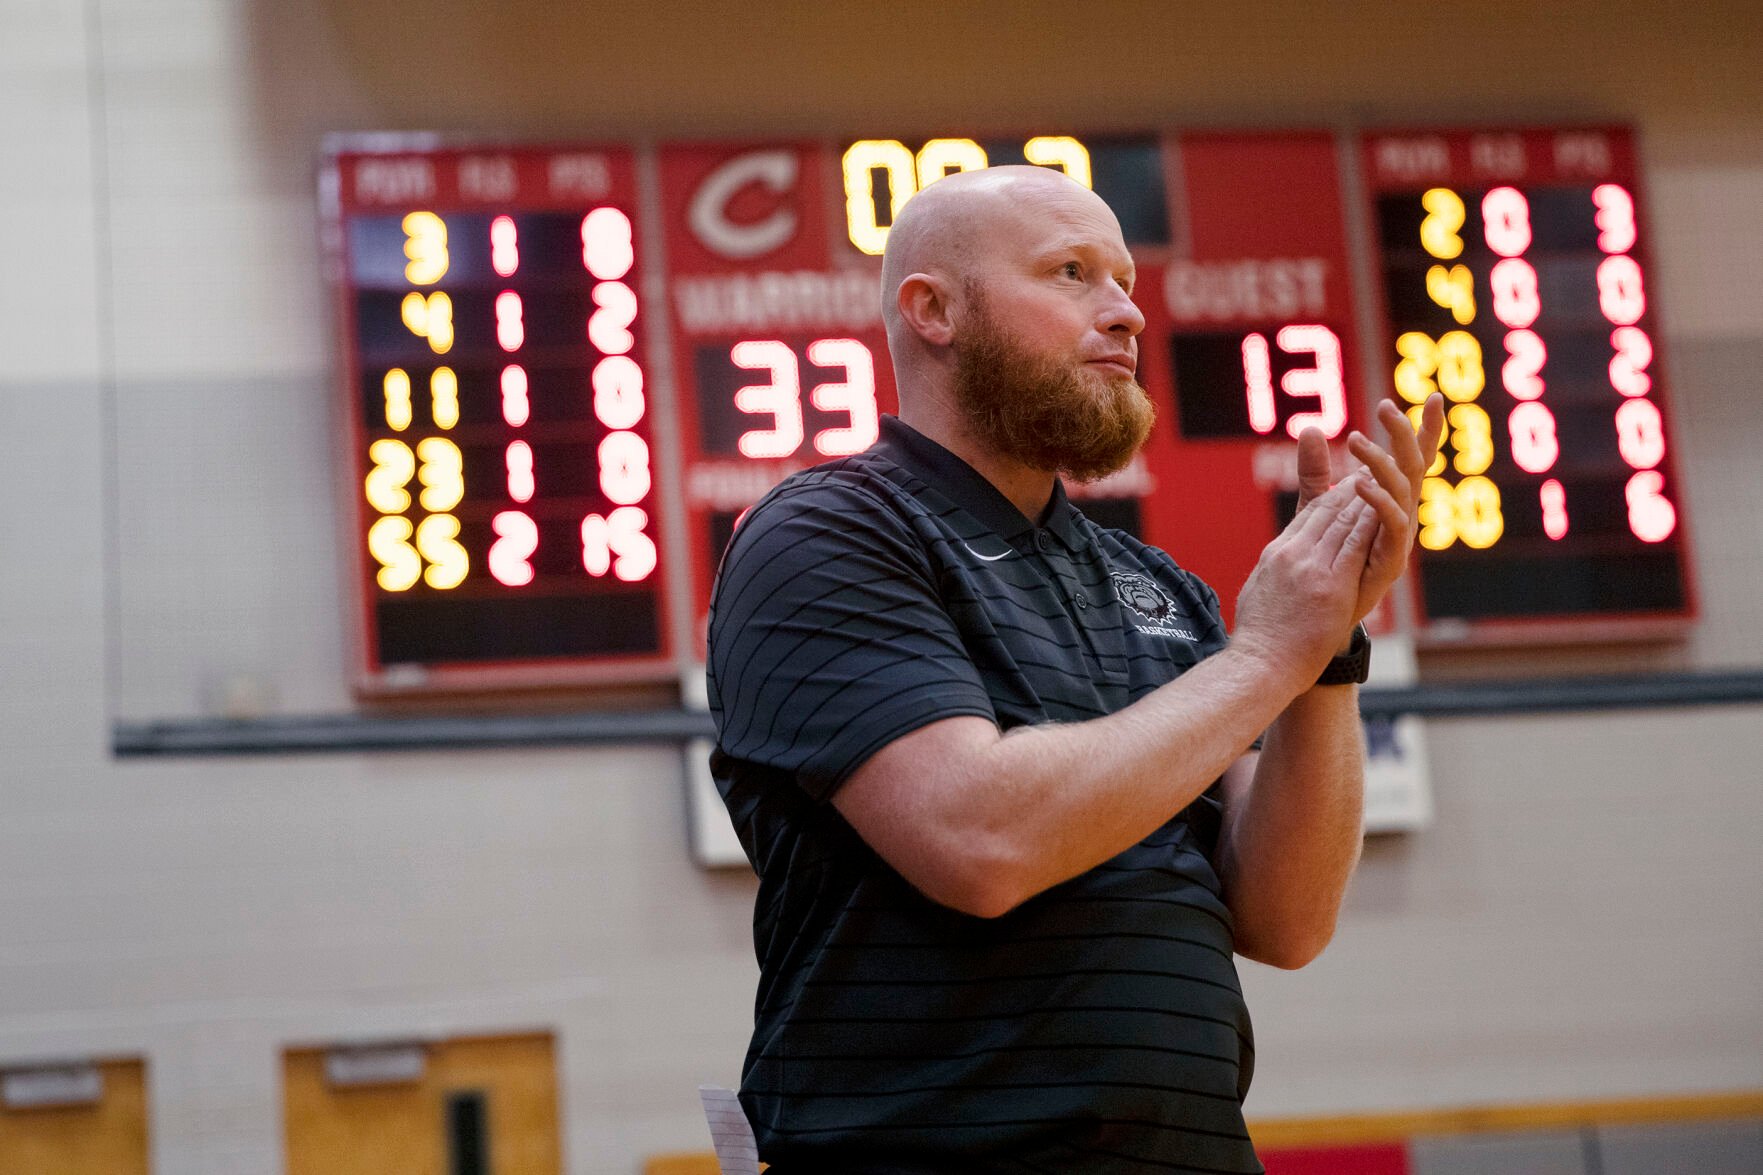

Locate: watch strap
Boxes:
[1315,624,1371,686]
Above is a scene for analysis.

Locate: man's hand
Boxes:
[1231,477,1382,686]
[1294,393,1446,624]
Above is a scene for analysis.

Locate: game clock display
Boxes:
[323,125,1696,693]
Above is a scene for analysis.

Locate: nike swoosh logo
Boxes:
[962,543,1013,562]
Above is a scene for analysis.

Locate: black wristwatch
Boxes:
[1315,624,1371,686]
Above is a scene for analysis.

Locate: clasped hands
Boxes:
[1232,393,1447,684]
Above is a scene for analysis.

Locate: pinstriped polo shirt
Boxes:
[707,416,1262,1175]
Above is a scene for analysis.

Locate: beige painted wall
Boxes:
[1,1,1759,1171]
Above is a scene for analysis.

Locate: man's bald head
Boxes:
[877,165,1151,483]
[879,165,1119,348]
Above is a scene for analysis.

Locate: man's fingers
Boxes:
[1337,500,1381,570]
[1353,475,1410,539]
[1294,426,1332,507]
[1289,475,1361,543]
[1417,393,1446,469]
[1347,432,1416,513]
[1315,491,1374,565]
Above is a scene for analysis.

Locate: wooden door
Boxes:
[284,1033,560,1175]
[0,1059,150,1175]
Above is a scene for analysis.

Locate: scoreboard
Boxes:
[323,126,1696,693]
[1364,128,1692,639]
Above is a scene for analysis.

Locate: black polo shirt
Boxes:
[707,416,1262,1175]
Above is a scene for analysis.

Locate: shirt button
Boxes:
[1074,594,1090,610]
[1036,532,1051,551]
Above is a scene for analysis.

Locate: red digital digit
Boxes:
[1608,326,1653,397]
[1489,258,1540,329]
[588,281,637,354]
[488,510,538,587]
[496,290,525,351]
[500,364,530,426]
[731,340,805,459]
[592,355,646,430]
[1540,478,1569,540]
[1240,332,1276,434]
[598,430,652,505]
[1501,329,1547,400]
[1614,397,1666,470]
[1596,255,1646,325]
[1592,183,1637,254]
[491,215,519,277]
[1625,470,1677,542]
[1508,401,1559,474]
[1481,187,1532,258]
[505,440,535,503]
[1275,324,1347,439]
[581,208,635,281]
[806,338,880,456]
[581,506,657,581]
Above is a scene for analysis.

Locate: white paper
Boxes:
[698,1084,760,1175]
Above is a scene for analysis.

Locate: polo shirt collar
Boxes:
[876,416,1088,550]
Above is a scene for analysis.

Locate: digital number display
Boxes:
[327,145,675,689]
[321,127,1698,691]
[1365,128,1694,638]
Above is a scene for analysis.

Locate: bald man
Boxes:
[707,166,1445,1173]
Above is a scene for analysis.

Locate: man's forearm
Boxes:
[1217,683,1365,968]
[850,644,1310,917]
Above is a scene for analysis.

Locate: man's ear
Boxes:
[897,272,957,347]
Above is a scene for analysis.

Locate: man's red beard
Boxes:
[951,290,1155,483]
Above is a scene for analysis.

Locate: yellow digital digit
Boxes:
[1394,331,1439,404]
[415,436,464,513]
[1420,188,1466,260]
[400,291,454,355]
[1454,475,1504,549]
[1426,263,1476,325]
[430,367,458,429]
[1407,405,1447,476]
[402,211,449,285]
[367,515,422,592]
[1436,331,1486,402]
[1449,403,1494,476]
[383,368,412,431]
[842,139,918,256]
[364,438,415,514]
[1417,476,1458,551]
[415,513,469,590]
[915,138,988,190]
[1023,136,1093,188]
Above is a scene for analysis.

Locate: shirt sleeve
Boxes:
[706,474,998,802]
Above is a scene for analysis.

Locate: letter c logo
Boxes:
[688,151,799,260]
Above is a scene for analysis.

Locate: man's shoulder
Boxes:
[737,451,929,546]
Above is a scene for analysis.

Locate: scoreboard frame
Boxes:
[319,124,1699,697]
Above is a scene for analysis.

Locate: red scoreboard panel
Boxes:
[1364,127,1695,642]
[658,142,901,653]
[661,132,1368,647]
[325,142,676,691]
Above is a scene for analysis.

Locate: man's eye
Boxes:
[1060,262,1083,279]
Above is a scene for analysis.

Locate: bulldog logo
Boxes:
[1111,571,1180,623]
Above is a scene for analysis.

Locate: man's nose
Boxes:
[1100,285,1146,337]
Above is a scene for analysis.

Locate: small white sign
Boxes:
[1361,632,1433,834]
[324,1044,426,1087]
[2,1065,103,1109]
[686,737,750,869]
